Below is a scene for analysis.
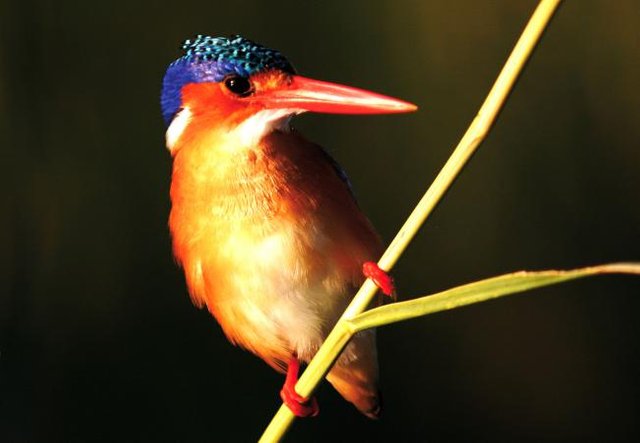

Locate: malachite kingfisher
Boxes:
[161,35,417,418]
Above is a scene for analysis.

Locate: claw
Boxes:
[363,261,396,299]
[280,358,319,417]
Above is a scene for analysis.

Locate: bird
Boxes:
[161,34,416,418]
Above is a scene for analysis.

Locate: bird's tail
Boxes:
[326,330,381,419]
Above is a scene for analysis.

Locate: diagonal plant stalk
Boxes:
[260,0,567,441]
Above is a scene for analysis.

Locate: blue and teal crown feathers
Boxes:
[161,35,295,124]
[180,35,295,80]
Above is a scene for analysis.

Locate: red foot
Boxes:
[363,262,396,298]
[280,358,319,417]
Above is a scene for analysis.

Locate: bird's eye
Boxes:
[224,76,253,97]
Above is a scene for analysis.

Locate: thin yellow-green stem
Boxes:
[347,263,640,332]
[259,1,563,441]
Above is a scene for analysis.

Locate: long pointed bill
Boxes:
[253,75,418,114]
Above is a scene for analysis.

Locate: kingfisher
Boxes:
[161,35,417,418]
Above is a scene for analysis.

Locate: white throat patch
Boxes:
[230,108,302,148]
[166,107,303,154]
[166,107,192,153]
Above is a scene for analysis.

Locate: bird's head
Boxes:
[161,35,417,152]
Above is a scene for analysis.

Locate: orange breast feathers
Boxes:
[168,119,383,367]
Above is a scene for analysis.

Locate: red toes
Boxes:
[280,382,319,417]
[363,261,396,298]
[280,358,319,417]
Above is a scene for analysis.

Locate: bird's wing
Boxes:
[318,147,358,201]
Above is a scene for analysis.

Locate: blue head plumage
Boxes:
[161,35,296,124]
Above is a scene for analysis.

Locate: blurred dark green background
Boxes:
[1,0,639,441]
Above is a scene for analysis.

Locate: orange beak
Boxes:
[252,75,418,114]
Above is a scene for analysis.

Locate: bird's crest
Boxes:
[179,35,295,79]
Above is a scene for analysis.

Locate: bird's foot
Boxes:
[280,358,319,417]
[363,262,396,299]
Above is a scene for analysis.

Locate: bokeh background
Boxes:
[1,0,639,441]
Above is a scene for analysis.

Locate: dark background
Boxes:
[1,0,639,441]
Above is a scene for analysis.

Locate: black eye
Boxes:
[224,75,253,97]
